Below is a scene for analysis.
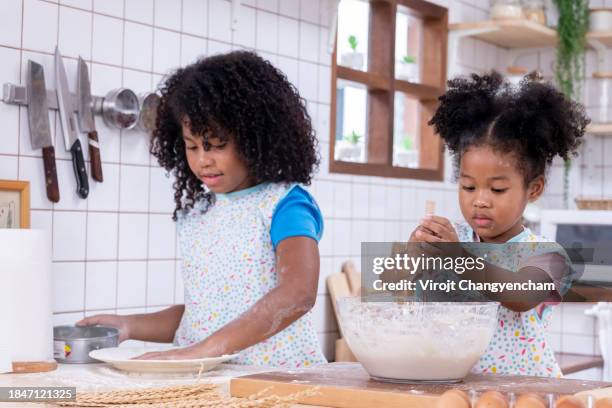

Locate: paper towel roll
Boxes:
[0,229,53,370]
[0,267,11,373]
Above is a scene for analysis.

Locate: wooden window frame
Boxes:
[329,0,448,181]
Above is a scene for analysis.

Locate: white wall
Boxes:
[0,0,606,365]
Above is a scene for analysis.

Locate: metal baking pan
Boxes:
[53,325,119,364]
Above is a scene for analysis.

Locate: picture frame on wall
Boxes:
[0,180,30,229]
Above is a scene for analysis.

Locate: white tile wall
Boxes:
[92,14,124,66]
[23,0,59,54]
[1,0,606,365]
[93,0,124,18]
[117,261,147,308]
[147,260,175,306]
[124,22,154,71]
[125,0,154,25]
[234,4,256,48]
[182,0,208,37]
[58,5,93,60]
[85,261,118,310]
[0,0,23,48]
[154,0,182,31]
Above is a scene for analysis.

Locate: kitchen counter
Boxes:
[0,362,270,407]
[0,363,329,407]
[1,359,609,408]
[231,362,612,408]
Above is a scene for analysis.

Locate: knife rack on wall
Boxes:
[3,83,133,127]
[2,57,159,203]
[3,83,157,133]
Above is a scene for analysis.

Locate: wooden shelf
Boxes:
[587,31,612,47]
[449,21,612,52]
[449,19,557,48]
[587,123,612,135]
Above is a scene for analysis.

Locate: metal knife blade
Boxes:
[27,60,59,203]
[55,46,89,199]
[77,57,103,182]
[55,47,78,149]
[27,61,52,150]
[77,57,94,132]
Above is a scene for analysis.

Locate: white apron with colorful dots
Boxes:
[454,222,563,378]
[174,182,326,368]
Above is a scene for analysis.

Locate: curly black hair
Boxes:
[150,51,319,220]
[428,71,589,185]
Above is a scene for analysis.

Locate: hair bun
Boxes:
[428,72,509,153]
[494,79,588,163]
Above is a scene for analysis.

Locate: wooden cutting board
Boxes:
[230,363,612,408]
[11,361,57,373]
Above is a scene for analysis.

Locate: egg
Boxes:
[556,395,586,408]
[515,393,546,408]
[436,389,471,408]
[475,391,508,408]
[595,397,612,408]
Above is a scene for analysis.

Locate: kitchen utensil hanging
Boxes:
[93,88,140,130]
[137,92,160,132]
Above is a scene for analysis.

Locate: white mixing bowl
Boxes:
[337,298,499,383]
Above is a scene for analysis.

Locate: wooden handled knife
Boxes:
[77,57,103,182]
[26,60,59,203]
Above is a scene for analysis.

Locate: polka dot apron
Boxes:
[454,222,563,377]
[174,182,326,368]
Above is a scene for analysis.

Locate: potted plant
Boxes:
[553,0,589,208]
[393,135,418,167]
[341,35,364,70]
[335,130,363,161]
[396,55,418,82]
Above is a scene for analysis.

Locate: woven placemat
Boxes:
[58,382,318,407]
[57,364,318,408]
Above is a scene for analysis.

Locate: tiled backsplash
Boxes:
[0,0,606,368]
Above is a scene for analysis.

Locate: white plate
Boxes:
[89,347,239,373]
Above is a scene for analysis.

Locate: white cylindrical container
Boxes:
[490,0,524,20]
[0,229,53,371]
[0,274,12,373]
[590,9,612,32]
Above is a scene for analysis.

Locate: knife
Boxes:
[76,57,103,183]
[26,60,60,203]
[55,47,89,199]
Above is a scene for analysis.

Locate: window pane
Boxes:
[395,5,423,83]
[337,0,370,72]
[335,80,368,163]
[393,92,420,168]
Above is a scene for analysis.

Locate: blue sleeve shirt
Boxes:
[270,185,324,249]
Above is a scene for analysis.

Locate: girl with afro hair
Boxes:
[409,71,588,377]
[78,51,326,367]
